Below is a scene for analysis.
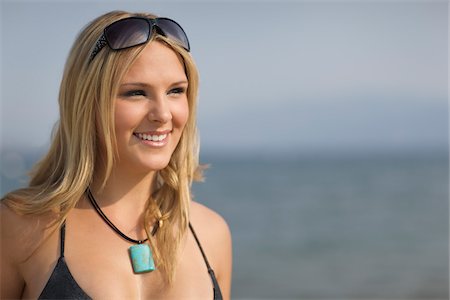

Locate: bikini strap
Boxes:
[189,222,223,299]
[188,222,212,271]
[60,222,66,257]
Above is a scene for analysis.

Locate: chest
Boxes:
[21,216,213,299]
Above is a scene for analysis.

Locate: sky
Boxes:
[0,0,448,156]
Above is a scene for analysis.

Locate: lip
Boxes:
[133,130,172,147]
[134,129,172,135]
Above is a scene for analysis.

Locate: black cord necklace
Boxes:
[86,188,148,244]
[86,188,156,273]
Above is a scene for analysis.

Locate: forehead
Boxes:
[121,41,187,84]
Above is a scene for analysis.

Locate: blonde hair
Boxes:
[2,10,202,283]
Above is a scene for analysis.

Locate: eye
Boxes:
[121,89,147,98]
[168,87,186,95]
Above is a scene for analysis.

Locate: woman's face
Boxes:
[113,41,189,174]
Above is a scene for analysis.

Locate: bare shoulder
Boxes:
[1,200,34,254]
[1,200,55,260]
[190,201,231,246]
[190,201,232,299]
[1,200,59,298]
[191,201,230,234]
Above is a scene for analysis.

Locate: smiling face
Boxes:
[113,41,189,174]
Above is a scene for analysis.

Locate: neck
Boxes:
[90,164,156,212]
[85,167,157,239]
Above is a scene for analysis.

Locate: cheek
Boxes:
[172,100,190,129]
[114,102,142,134]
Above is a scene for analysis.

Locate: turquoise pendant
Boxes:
[129,243,155,273]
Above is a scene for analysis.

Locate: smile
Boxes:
[135,133,168,142]
[133,131,171,147]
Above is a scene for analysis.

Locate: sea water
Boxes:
[1,150,448,299]
[193,151,448,299]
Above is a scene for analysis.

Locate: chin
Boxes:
[148,162,171,172]
[118,147,177,175]
[141,157,172,172]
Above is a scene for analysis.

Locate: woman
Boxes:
[1,10,232,299]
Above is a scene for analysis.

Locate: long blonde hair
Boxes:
[2,10,202,283]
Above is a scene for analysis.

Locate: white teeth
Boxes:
[136,133,167,142]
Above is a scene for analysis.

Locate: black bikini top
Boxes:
[38,222,222,299]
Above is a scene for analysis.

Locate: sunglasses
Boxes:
[90,16,190,62]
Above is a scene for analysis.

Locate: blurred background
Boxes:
[1,0,448,299]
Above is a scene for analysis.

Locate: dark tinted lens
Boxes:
[105,18,150,50]
[156,18,190,51]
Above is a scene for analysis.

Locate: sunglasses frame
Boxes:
[89,16,190,62]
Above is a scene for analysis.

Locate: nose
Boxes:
[147,95,172,123]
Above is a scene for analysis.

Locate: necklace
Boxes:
[86,188,155,274]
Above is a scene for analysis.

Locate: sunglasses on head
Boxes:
[90,16,190,62]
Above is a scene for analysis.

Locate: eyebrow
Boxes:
[120,81,188,88]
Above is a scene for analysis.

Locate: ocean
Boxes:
[193,151,448,299]
[1,150,448,299]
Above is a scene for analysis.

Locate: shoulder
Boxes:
[1,201,38,297]
[189,201,232,298]
[1,200,59,264]
[1,199,59,298]
[190,200,229,228]
[189,201,232,248]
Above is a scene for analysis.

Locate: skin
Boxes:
[0,41,232,299]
